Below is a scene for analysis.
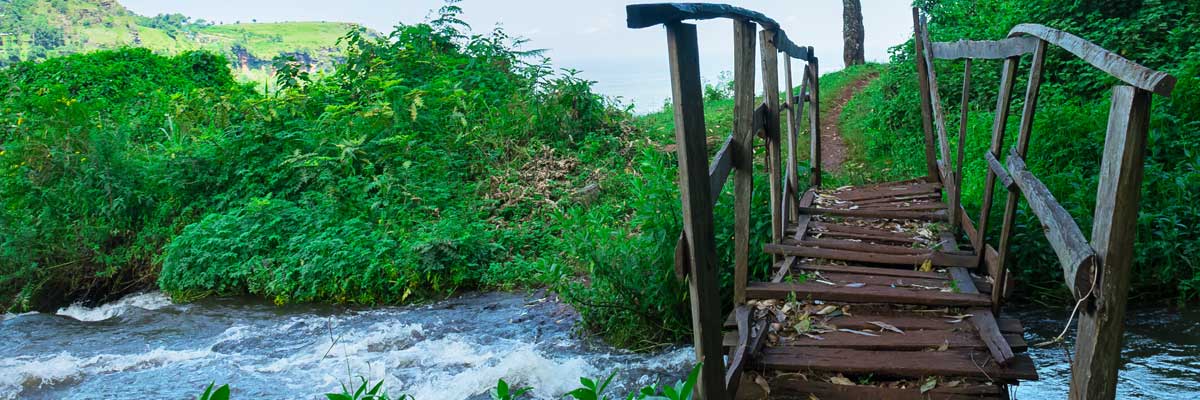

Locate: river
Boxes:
[3,291,1197,399]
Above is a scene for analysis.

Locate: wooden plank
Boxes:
[785,238,930,256]
[765,243,979,268]
[797,206,948,222]
[809,221,923,242]
[773,189,816,283]
[984,152,1016,190]
[852,192,942,206]
[830,182,943,202]
[725,305,760,396]
[851,203,951,212]
[725,309,1025,334]
[975,57,1018,302]
[931,36,1040,60]
[912,8,942,181]
[949,267,1015,366]
[1071,86,1152,400]
[756,347,1039,381]
[764,379,1006,400]
[796,263,949,281]
[707,134,734,200]
[747,281,993,307]
[761,28,784,259]
[1009,24,1175,96]
[1007,152,1098,299]
[732,19,757,305]
[663,22,728,400]
[725,329,1026,352]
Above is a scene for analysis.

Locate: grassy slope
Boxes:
[0,0,361,80]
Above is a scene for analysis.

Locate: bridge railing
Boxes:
[914,9,1176,400]
[626,3,820,399]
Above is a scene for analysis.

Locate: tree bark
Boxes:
[842,0,865,66]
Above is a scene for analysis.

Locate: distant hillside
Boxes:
[0,0,373,83]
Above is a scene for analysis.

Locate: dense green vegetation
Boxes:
[836,0,1200,303]
[0,0,363,82]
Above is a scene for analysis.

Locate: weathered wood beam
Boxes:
[1071,86,1152,400]
[1007,152,1098,299]
[931,37,1039,60]
[796,206,948,222]
[976,56,1019,306]
[747,281,993,307]
[912,8,942,181]
[732,19,756,305]
[1009,24,1176,96]
[917,14,954,185]
[755,347,1038,381]
[761,29,784,261]
[950,59,971,234]
[807,58,822,187]
[949,267,1015,366]
[664,22,728,400]
[984,151,1016,190]
[782,55,799,223]
[763,243,978,268]
[771,189,815,283]
[625,3,815,62]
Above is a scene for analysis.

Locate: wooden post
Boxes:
[783,55,799,223]
[1069,86,1152,400]
[912,9,941,182]
[975,57,1019,272]
[808,55,821,187]
[951,59,971,234]
[760,29,783,256]
[732,20,756,305]
[665,22,729,400]
[993,40,1046,313]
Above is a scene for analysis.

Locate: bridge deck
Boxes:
[726,179,1037,399]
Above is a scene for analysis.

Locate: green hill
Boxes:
[0,0,371,83]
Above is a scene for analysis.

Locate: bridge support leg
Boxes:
[1070,86,1151,400]
[665,21,729,400]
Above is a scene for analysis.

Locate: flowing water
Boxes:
[3,291,1197,399]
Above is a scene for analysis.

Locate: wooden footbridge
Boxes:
[627,3,1176,399]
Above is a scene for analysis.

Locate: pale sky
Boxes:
[121,1,915,112]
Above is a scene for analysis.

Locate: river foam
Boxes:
[55,292,173,322]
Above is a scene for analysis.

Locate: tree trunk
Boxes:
[843,0,865,66]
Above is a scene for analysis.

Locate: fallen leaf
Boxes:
[919,377,937,393]
[868,321,905,334]
[815,305,839,315]
[937,340,950,351]
[816,279,837,286]
[838,328,880,337]
[794,316,813,334]
[919,259,933,272]
[830,375,856,386]
[844,282,866,288]
[803,333,825,340]
[945,313,975,323]
[943,380,961,388]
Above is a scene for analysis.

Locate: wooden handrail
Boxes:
[1006,152,1098,299]
[1009,24,1176,96]
[931,37,1038,60]
[625,3,816,61]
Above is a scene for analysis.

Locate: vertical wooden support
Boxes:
[732,20,756,305]
[783,55,799,223]
[760,29,783,256]
[951,59,971,234]
[977,57,1019,290]
[912,9,941,182]
[665,22,729,400]
[1069,86,1152,400]
[993,39,1047,313]
[808,55,821,187]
